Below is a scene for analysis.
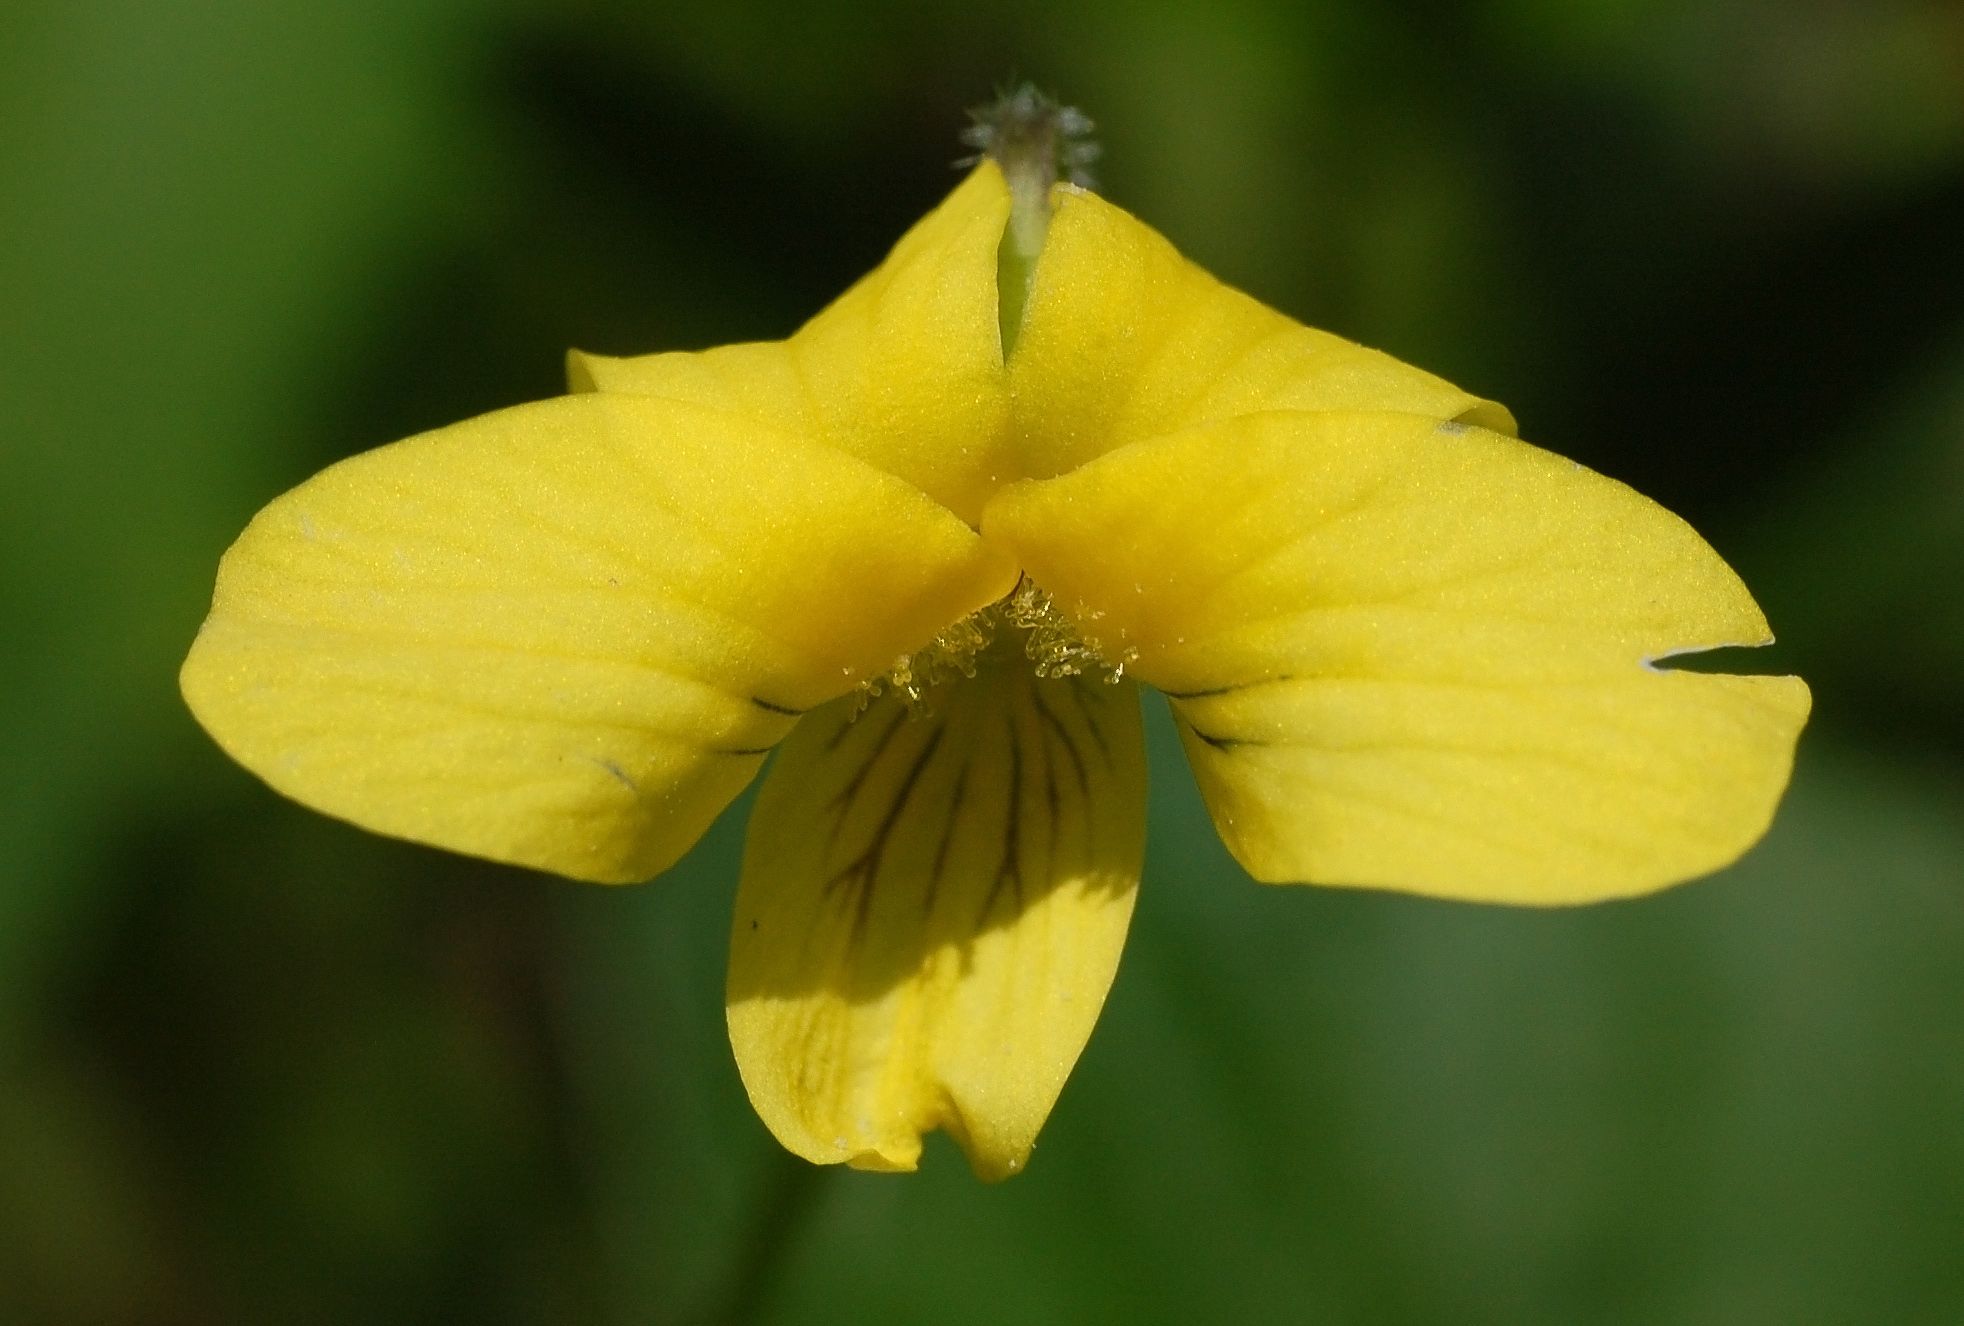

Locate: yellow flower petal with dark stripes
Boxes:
[729,653,1144,1179]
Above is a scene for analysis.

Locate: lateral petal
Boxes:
[569,163,1014,523]
[1006,185,1516,481]
[983,411,1811,903]
[726,664,1145,1180]
[181,393,1016,884]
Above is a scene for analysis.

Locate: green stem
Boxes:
[995,160,1051,358]
[719,1155,829,1325]
[968,84,1097,356]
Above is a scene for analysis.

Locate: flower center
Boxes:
[857,577,1134,714]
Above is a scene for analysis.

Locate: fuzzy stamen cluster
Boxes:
[856,577,1135,714]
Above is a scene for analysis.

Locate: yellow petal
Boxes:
[983,411,1810,903]
[1007,185,1515,480]
[569,163,1014,523]
[181,393,1017,884]
[726,661,1145,1180]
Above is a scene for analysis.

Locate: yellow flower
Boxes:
[181,115,1809,1180]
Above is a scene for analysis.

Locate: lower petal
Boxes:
[726,661,1145,1179]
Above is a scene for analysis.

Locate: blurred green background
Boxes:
[5,1,1963,1322]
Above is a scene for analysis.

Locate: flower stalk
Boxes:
[961,83,1099,354]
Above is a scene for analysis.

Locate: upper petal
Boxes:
[727,664,1146,1180]
[181,393,1016,884]
[1007,185,1515,481]
[982,411,1810,903]
[569,163,1014,524]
